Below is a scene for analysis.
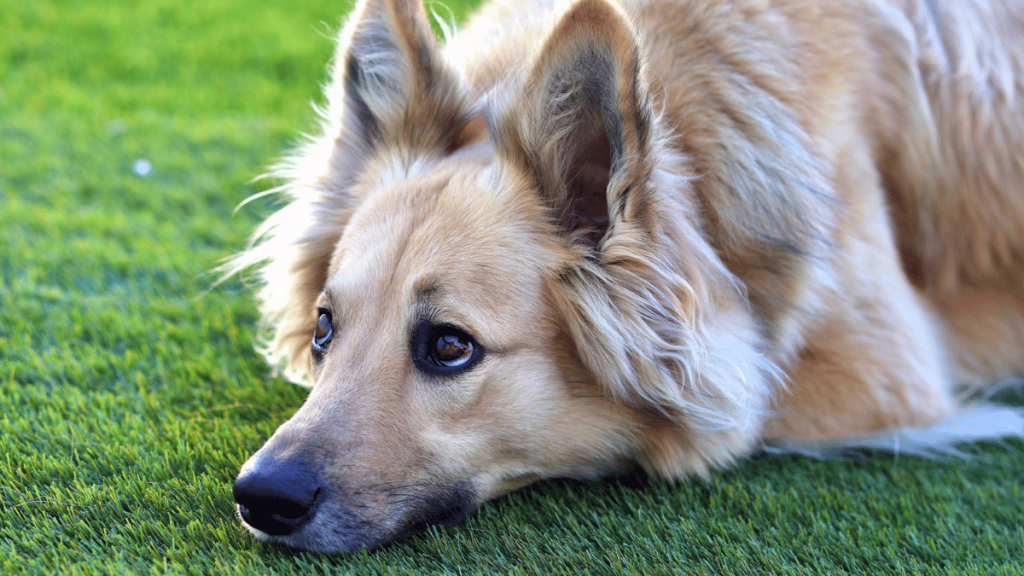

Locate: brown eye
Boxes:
[433,333,473,367]
[412,323,483,376]
[312,311,333,356]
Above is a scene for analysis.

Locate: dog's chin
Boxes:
[236,487,476,554]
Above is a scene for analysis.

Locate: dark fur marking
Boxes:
[627,52,651,154]
[390,482,475,542]
[345,54,382,144]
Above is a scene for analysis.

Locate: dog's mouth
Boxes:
[389,482,476,543]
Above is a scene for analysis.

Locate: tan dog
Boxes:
[228,0,1024,553]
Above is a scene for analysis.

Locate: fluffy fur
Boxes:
[227,0,1024,553]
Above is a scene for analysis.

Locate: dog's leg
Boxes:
[759,273,1024,455]
[759,0,1024,456]
[866,0,1024,413]
[761,292,954,441]
[761,260,1024,450]
[933,279,1024,390]
[760,176,956,441]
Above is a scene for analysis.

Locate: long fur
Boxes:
[227,0,1024,554]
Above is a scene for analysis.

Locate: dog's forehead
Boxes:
[327,161,552,317]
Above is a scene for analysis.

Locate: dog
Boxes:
[227,0,1024,554]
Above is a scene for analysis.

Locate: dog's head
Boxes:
[231,0,771,553]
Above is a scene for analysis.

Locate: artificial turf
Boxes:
[1,0,1021,573]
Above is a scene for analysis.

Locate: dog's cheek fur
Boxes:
[548,193,777,477]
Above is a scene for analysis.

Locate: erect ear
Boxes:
[489,0,654,246]
[334,0,473,153]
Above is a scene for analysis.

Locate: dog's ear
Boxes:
[492,0,774,465]
[335,0,472,154]
[489,0,654,247]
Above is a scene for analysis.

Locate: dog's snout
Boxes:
[233,456,321,536]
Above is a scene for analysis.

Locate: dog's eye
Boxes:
[412,323,483,376]
[432,332,474,367]
[311,311,333,356]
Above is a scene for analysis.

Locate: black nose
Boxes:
[233,456,322,536]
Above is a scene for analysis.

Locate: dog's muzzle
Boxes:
[232,446,478,552]
[232,455,322,536]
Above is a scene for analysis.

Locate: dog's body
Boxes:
[230,0,1024,553]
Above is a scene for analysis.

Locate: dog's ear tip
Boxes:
[562,0,628,19]
[551,0,638,39]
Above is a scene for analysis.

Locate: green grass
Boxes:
[2,0,1022,573]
